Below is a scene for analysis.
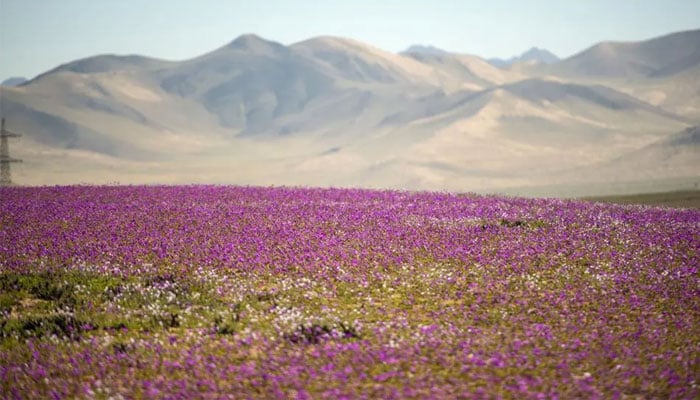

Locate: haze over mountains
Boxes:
[1,29,698,195]
[0,77,28,87]
[487,47,560,68]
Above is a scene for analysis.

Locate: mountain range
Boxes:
[487,47,560,67]
[1,29,698,195]
[1,77,28,87]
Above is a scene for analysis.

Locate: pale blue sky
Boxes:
[1,0,699,81]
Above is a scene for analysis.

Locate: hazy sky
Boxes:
[1,0,699,81]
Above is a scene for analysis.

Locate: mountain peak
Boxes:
[230,33,265,45]
[1,77,27,87]
[522,47,545,55]
[401,44,450,56]
[488,47,559,68]
[519,47,560,63]
[226,34,285,54]
[553,29,700,78]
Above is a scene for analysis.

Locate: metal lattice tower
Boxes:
[1,118,22,186]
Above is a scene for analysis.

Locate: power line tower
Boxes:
[1,118,22,186]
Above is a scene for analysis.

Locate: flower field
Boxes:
[1,185,698,398]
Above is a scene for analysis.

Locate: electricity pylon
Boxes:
[0,118,22,186]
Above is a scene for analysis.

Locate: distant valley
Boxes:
[1,29,698,196]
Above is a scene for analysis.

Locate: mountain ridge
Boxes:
[1,29,698,195]
[1,77,28,87]
[488,47,560,68]
[548,29,700,78]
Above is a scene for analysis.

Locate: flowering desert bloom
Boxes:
[1,185,698,398]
